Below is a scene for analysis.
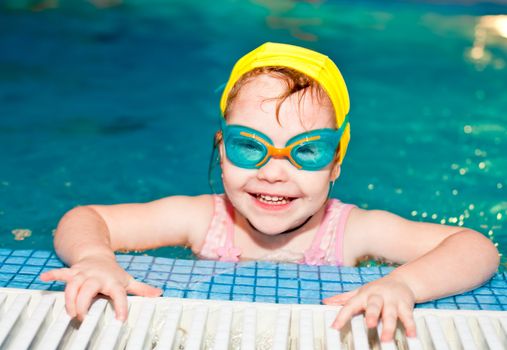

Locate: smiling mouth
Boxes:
[250,193,296,205]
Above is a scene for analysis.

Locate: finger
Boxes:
[398,303,417,338]
[365,294,383,328]
[108,285,128,321]
[332,296,365,330]
[75,278,102,321]
[380,303,398,342]
[126,279,162,297]
[40,268,74,282]
[322,289,359,305]
[64,273,85,318]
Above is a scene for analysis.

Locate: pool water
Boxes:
[0,1,506,265]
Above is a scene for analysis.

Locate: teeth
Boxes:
[256,194,290,205]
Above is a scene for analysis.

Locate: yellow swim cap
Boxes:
[220,42,351,164]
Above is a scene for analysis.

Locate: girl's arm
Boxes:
[41,195,214,321]
[324,208,500,342]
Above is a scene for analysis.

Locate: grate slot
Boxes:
[324,310,341,349]
[154,303,182,350]
[125,301,156,350]
[0,293,30,348]
[453,315,478,350]
[272,307,291,350]
[424,314,450,350]
[477,316,504,350]
[68,298,107,350]
[95,316,124,350]
[9,294,56,350]
[240,307,257,350]
[183,304,208,350]
[351,314,369,350]
[376,321,397,350]
[299,309,315,350]
[213,305,233,350]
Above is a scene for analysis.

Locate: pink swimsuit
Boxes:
[199,195,355,266]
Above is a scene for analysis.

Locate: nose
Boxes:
[256,157,290,183]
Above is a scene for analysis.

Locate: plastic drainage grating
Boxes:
[0,249,505,311]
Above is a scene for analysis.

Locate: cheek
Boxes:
[221,161,251,190]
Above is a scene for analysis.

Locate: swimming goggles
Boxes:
[220,116,349,171]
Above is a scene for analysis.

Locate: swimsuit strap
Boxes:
[303,199,356,266]
[215,198,241,262]
[333,203,356,266]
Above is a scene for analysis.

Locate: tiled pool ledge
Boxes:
[1,248,506,311]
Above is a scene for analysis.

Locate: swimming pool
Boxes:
[0,0,506,266]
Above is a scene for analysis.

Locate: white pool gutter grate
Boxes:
[0,288,506,349]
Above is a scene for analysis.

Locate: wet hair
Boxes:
[223,66,333,125]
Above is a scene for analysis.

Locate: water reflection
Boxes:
[466,15,507,69]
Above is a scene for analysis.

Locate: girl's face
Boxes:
[221,74,339,235]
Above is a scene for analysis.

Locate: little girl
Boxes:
[41,42,499,342]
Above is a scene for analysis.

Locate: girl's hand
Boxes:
[322,275,417,342]
[39,255,162,321]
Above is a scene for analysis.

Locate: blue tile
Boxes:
[129,263,151,271]
[320,272,339,281]
[0,249,12,256]
[476,295,499,304]
[192,267,214,275]
[11,250,32,257]
[300,298,320,305]
[147,272,170,280]
[235,268,256,277]
[480,304,503,311]
[116,255,133,263]
[212,275,233,284]
[7,282,30,288]
[299,271,319,280]
[0,273,13,282]
[300,289,320,299]
[300,280,320,290]
[235,277,254,285]
[46,260,64,268]
[435,302,458,310]
[257,278,276,287]
[341,274,361,283]
[29,283,51,290]
[473,287,493,295]
[150,264,173,273]
[168,276,190,285]
[188,283,211,292]
[171,266,192,274]
[32,251,52,258]
[278,297,298,304]
[5,257,27,264]
[186,291,210,299]
[321,291,340,299]
[0,257,5,264]
[234,285,254,294]
[319,265,339,273]
[210,293,231,301]
[455,295,477,304]
[278,279,298,289]
[0,265,20,273]
[342,283,362,291]
[26,258,47,266]
[255,295,276,303]
[233,294,254,302]
[278,288,298,297]
[358,266,381,275]
[257,269,276,278]
[163,289,185,298]
[256,287,276,296]
[379,266,395,275]
[211,284,232,294]
[321,282,343,292]
[278,270,297,279]
[19,266,41,275]
[130,271,148,279]
[190,275,212,283]
[457,303,481,310]
[256,261,277,269]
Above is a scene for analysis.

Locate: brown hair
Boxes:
[223,66,333,125]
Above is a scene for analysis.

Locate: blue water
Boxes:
[0,1,506,265]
